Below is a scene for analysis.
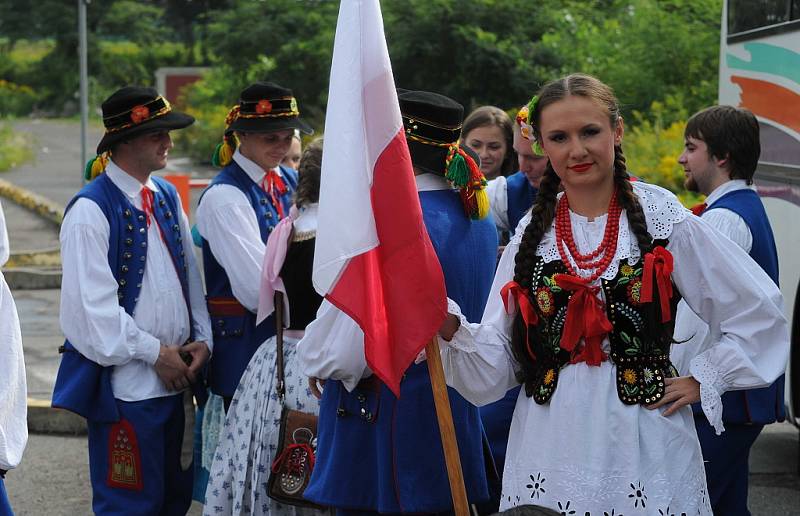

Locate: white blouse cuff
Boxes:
[689,354,729,435]
[442,298,478,353]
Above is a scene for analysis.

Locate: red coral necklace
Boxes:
[555,190,622,283]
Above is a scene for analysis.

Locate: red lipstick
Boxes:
[570,163,593,172]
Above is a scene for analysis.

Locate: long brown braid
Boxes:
[510,74,672,392]
[510,162,561,389]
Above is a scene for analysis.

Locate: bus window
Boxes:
[729,0,798,36]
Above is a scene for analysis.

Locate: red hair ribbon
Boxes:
[500,280,539,361]
[554,274,612,366]
[641,246,674,322]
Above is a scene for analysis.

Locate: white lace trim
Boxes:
[443,297,478,353]
[513,182,689,281]
[689,353,728,435]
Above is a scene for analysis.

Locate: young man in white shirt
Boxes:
[673,105,783,516]
[53,86,212,515]
[196,81,313,409]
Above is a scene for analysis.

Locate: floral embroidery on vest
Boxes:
[526,251,680,406]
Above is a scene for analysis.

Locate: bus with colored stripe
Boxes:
[720,0,800,427]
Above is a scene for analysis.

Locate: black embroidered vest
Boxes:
[525,252,680,406]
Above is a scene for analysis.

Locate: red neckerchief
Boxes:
[554,274,612,366]
[260,169,288,219]
[690,202,707,216]
[141,187,154,227]
[641,246,675,322]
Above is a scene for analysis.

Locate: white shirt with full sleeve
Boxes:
[0,200,9,267]
[487,176,511,232]
[59,161,212,402]
[437,181,788,515]
[196,150,283,313]
[671,180,756,374]
[0,271,26,471]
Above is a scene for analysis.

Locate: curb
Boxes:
[27,398,86,435]
[0,178,63,227]
[4,267,61,290]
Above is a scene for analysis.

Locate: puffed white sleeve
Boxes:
[0,271,26,470]
[487,176,510,232]
[60,199,161,366]
[180,210,212,352]
[439,218,525,407]
[196,185,265,313]
[297,299,372,391]
[667,214,789,434]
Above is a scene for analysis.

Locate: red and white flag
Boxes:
[313,0,447,396]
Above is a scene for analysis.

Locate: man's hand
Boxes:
[308,377,326,399]
[182,341,211,379]
[646,376,701,417]
[155,345,192,391]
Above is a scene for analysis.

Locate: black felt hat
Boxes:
[226,81,313,135]
[398,90,464,175]
[96,86,194,154]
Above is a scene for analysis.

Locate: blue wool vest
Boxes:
[506,171,537,235]
[200,162,297,397]
[304,189,498,513]
[52,174,193,423]
[701,188,784,424]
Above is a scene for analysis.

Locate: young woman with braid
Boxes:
[435,74,789,515]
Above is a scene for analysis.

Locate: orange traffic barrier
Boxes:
[163,174,212,213]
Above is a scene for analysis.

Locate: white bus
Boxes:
[719,0,800,427]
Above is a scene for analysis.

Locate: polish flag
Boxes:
[313,0,447,396]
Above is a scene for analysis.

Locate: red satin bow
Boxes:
[554,274,612,366]
[261,169,288,218]
[500,280,539,361]
[641,246,674,322]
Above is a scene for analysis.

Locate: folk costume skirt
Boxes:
[204,336,326,516]
[499,361,713,516]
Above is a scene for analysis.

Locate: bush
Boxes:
[624,103,704,207]
[0,80,37,117]
[0,121,34,172]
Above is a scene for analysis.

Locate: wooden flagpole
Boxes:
[425,336,470,516]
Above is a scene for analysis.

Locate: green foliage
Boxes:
[0,121,33,172]
[0,80,36,116]
[542,0,722,125]
[624,102,704,206]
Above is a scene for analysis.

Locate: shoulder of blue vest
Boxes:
[66,173,111,214]
[279,165,299,188]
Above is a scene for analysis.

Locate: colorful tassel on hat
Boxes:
[83,152,109,182]
[211,135,236,167]
[446,145,489,220]
[212,105,242,167]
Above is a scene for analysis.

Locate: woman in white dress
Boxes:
[204,140,328,516]
[436,74,789,515]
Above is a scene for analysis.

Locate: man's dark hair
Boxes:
[684,105,760,185]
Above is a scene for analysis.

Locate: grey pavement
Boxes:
[1,119,798,514]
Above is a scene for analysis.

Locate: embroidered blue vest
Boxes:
[52,174,193,423]
[200,162,297,397]
[305,189,498,512]
[702,188,784,424]
[506,171,537,235]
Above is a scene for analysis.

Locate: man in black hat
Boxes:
[300,90,498,513]
[52,86,213,514]
[196,81,313,407]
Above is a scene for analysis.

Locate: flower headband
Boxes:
[517,95,543,155]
